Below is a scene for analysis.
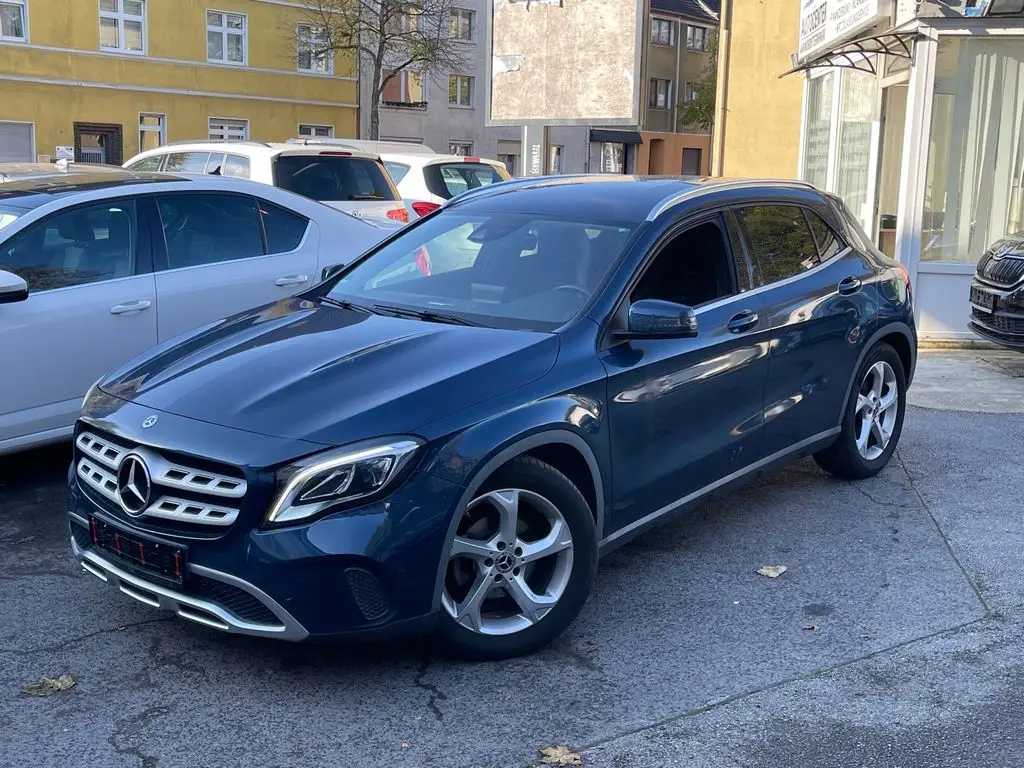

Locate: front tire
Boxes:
[435,456,597,661]
[814,342,907,480]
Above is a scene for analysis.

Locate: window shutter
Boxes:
[0,122,33,162]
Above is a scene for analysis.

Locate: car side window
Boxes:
[631,217,736,308]
[725,210,755,292]
[805,209,842,261]
[735,205,819,286]
[258,201,309,254]
[157,194,264,269]
[128,156,163,172]
[223,154,250,179]
[164,152,211,173]
[0,200,137,292]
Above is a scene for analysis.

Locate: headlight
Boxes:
[266,438,422,524]
[82,377,104,409]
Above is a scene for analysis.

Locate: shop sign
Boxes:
[798,0,888,61]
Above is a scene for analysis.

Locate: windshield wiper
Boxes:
[320,296,375,314]
[371,304,476,326]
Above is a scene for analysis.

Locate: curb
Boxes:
[918,338,999,351]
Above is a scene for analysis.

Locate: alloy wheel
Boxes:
[854,360,899,461]
[441,488,574,636]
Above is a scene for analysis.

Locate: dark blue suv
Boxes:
[70,176,917,659]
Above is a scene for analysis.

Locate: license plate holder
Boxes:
[972,287,997,313]
[87,516,186,586]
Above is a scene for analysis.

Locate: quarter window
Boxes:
[805,210,842,261]
[0,201,137,291]
[157,194,263,269]
[207,10,246,64]
[258,201,309,254]
[100,0,145,53]
[0,0,27,42]
[735,205,820,286]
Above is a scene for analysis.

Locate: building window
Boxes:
[0,121,34,162]
[649,78,672,109]
[448,74,474,107]
[682,82,697,101]
[601,142,625,173]
[209,117,248,141]
[297,24,331,73]
[498,153,517,175]
[686,25,709,52]
[682,147,702,175]
[449,141,473,156]
[138,112,165,152]
[550,144,564,174]
[922,38,1024,263]
[207,10,246,65]
[451,8,473,40]
[0,0,27,42]
[801,71,833,191]
[299,124,333,138]
[381,70,426,106]
[100,0,145,54]
[651,17,675,46]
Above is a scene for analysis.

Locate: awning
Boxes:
[780,30,921,78]
[590,129,643,145]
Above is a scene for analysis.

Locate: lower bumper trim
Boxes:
[71,536,309,641]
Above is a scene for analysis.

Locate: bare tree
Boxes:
[295,0,470,139]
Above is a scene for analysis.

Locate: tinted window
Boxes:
[157,194,263,268]
[384,161,411,184]
[223,154,250,179]
[259,201,309,254]
[425,163,509,200]
[128,155,163,172]
[329,211,636,331]
[273,155,397,201]
[735,205,819,286]
[205,153,227,175]
[164,152,211,173]
[725,212,755,292]
[0,200,136,291]
[805,209,842,261]
[0,204,24,232]
[632,219,735,307]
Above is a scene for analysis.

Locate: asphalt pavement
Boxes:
[2,349,1023,768]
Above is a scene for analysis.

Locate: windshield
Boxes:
[0,205,24,232]
[327,210,637,331]
[274,155,397,202]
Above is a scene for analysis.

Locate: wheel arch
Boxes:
[428,429,605,612]
[839,321,917,424]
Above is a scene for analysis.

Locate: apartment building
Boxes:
[0,0,358,164]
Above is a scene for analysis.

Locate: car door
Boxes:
[149,192,318,342]
[599,212,771,533]
[0,197,157,446]
[733,201,874,456]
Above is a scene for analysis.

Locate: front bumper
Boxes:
[969,279,1024,349]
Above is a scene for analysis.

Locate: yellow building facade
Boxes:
[0,0,358,164]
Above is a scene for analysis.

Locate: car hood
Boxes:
[100,298,558,446]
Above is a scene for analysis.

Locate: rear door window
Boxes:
[425,162,509,200]
[156,193,264,268]
[164,152,212,174]
[223,154,250,179]
[734,205,820,287]
[273,155,397,201]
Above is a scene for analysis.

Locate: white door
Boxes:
[152,192,318,341]
[0,199,158,446]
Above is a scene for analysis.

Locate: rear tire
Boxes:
[814,342,907,480]
[435,456,597,661]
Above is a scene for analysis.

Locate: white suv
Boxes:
[286,139,510,217]
[124,141,413,223]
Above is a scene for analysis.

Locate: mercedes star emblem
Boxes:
[116,455,152,517]
[141,415,159,429]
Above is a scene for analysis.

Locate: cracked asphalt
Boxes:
[2,349,1024,768]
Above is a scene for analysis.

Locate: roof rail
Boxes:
[286,137,436,155]
[646,178,817,221]
[161,139,273,148]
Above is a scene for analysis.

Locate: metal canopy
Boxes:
[780,30,921,78]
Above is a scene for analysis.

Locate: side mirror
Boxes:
[619,299,698,339]
[321,264,345,281]
[0,270,28,304]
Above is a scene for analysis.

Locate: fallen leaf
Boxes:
[15,536,35,544]
[539,745,583,766]
[757,565,787,578]
[802,623,819,631]
[22,675,76,697]
[400,741,409,749]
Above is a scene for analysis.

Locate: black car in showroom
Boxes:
[969,232,1024,348]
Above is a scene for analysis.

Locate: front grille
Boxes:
[75,429,247,531]
[978,251,1024,288]
[346,568,391,621]
[971,307,1024,337]
[189,576,279,625]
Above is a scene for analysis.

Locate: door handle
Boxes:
[727,309,759,333]
[109,300,152,315]
[838,276,862,295]
[275,275,309,287]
